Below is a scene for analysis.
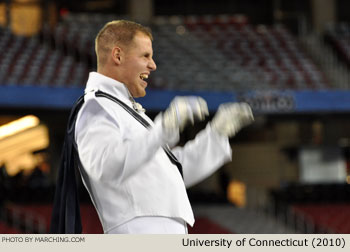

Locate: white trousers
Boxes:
[107,216,188,234]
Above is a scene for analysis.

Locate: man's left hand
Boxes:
[211,102,254,138]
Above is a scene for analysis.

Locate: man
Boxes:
[52,20,254,234]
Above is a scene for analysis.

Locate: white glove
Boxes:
[162,96,209,132]
[211,102,254,137]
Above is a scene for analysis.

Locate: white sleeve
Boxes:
[171,124,232,188]
[75,97,168,184]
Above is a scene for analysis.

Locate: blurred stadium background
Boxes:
[0,0,350,234]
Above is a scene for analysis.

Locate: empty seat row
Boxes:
[325,22,350,67]
[0,27,89,87]
[0,14,335,91]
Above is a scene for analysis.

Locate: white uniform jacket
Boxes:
[75,72,232,233]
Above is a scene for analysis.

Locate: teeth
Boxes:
[140,74,148,80]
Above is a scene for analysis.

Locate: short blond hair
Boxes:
[95,20,153,68]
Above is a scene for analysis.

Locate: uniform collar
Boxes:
[85,72,145,112]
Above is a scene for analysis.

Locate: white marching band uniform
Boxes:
[75,72,232,234]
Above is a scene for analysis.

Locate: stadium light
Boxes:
[0,115,40,140]
[0,115,46,176]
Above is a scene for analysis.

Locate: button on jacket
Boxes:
[75,72,232,233]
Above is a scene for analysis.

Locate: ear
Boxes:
[111,46,122,65]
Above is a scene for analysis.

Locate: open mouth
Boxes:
[140,73,149,81]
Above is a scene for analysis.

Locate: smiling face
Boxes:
[117,32,157,98]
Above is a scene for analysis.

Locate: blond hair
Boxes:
[95,20,153,68]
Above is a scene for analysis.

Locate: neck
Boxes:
[98,67,116,81]
[97,68,135,100]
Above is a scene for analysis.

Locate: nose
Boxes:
[149,58,157,71]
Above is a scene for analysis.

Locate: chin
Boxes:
[133,90,146,98]
[139,91,146,98]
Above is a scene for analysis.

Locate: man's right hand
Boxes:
[162,96,209,132]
